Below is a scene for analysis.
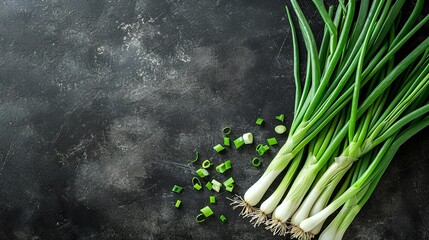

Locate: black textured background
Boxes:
[0,0,428,239]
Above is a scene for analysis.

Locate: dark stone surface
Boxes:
[0,0,428,239]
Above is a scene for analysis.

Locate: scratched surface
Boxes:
[0,0,428,239]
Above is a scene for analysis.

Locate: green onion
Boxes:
[275,114,285,122]
[200,206,214,217]
[233,137,245,149]
[213,144,225,152]
[267,137,278,146]
[202,159,212,169]
[196,168,209,178]
[205,182,213,190]
[216,163,227,173]
[225,185,234,192]
[252,157,261,167]
[211,179,222,192]
[275,125,287,134]
[175,199,181,208]
[223,177,235,187]
[188,148,199,163]
[196,213,205,223]
[224,137,230,146]
[172,185,183,194]
[256,117,264,125]
[222,126,232,135]
[220,215,227,222]
[243,133,253,144]
[210,196,216,204]
[224,160,232,170]
[192,177,202,191]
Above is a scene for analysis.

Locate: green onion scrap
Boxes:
[196,213,205,223]
[192,177,202,191]
[196,168,209,178]
[233,137,245,149]
[188,148,199,163]
[267,137,278,146]
[256,117,264,125]
[210,195,216,204]
[224,137,230,146]
[220,215,227,222]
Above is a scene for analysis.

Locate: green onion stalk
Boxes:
[262,0,429,235]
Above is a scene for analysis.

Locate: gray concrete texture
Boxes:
[0,0,428,239]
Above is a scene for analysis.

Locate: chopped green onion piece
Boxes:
[255,144,263,151]
[172,185,183,193]
[187,148,199,163]
[233,137,245,149]
[223,137,230,146]
[175,199,181,208]
[192,177,202,191]
[219,215,227,222]
[196,168,209,178]
[267,137,278,146]
[211,179,222,192]
[255,117,264,125]
[222,126,232,135]
[252,157,261,167]
[275,114,285,122]
[210,195,216,204]
[242,133,253,144]
[205,182,213,190]
[223,177,234,187]
[196,213,205,223]
[225,184,234,192]
[257,144,270,156]
[194,183,202,190]
[213,144,225,153]
[215,163,227,173]
[275,125,287,134]
[200,206,214,217]
[202,159,212,169]
[224,160,231,170]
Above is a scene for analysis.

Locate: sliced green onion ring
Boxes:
[210,195,216,204]
[202,159,212,169]
[267,137,278,146]
[175,199,181,208]
[275,125,287,134]
[256,117,264,125]
[252,157,261,167]
[205,182,213,190]
[192,177,202,190]
[196,168,209,178]
[196,213,206,223]
[222,126,232,135]
[219,215,227,222]
[223,136,230,146]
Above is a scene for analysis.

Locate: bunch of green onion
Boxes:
[230,0,429,239]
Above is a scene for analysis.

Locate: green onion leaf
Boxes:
[225,185,234,192]
[205,182,213,190]
[210,195,216,204]
[219,215,227,222]
[256,117,264,125]
[192,177,202,191]
[215,163,227,173]
[224,160,232,170]
[211,179,222,192]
